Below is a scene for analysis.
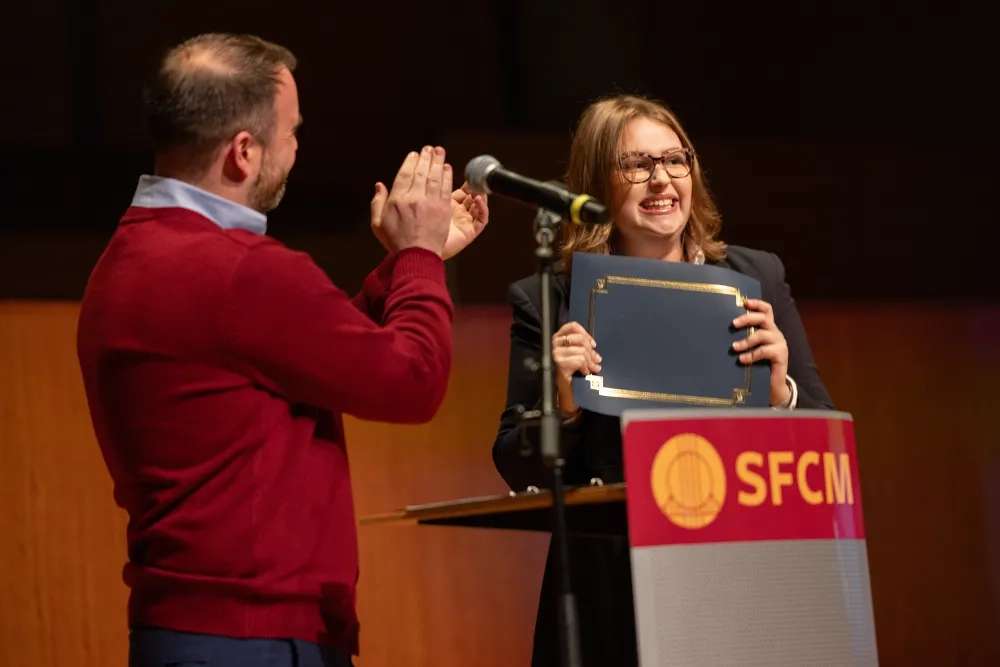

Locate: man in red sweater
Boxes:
[76,34,488,667]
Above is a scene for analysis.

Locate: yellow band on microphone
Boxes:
[569,194,593,225]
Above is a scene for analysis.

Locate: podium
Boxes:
[361,481,628,536]
[360,408,879,666]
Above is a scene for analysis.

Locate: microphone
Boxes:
[464,155,612,225]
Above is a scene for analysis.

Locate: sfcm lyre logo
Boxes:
[650,433,727,529]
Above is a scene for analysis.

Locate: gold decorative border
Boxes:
[586,275,754,406]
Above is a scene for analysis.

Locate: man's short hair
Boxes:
[142,33,297,172]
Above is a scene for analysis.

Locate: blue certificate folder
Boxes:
[568,252,771,416]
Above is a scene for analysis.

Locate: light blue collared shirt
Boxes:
[130,174,268,236]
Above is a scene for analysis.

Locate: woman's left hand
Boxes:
[732,298,790,406]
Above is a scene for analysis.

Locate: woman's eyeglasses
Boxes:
[618,148,695,183]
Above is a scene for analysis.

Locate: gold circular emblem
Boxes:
[650,433,727,529]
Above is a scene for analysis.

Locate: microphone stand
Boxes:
[532,206,583,667]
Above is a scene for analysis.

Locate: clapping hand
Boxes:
[368,145,453,257]
[371,151,489,259]
[444,183,489,260]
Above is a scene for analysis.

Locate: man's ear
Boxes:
[226,131,258,182]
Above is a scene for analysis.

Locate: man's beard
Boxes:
[248,153,289,214]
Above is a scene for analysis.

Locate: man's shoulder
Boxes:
[122,206,276,249]
[120,208,310,277]
[89,210,306,302]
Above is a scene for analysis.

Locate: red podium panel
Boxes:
[622,408,878,666]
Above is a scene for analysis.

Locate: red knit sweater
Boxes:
[76,205,453,654]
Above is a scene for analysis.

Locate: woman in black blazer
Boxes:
[491,94,835,666]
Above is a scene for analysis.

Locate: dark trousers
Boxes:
[531,535,639,667]
[129,627,354,667]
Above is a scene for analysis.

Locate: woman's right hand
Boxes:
[551,321,601,417]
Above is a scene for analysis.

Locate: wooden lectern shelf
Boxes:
[359,483,628,537]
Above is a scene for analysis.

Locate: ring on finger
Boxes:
[562,334,570,347]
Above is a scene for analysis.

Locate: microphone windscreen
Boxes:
[464,155,501,194]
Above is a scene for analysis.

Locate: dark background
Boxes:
[1,3,998,666]
[2,0,995,304]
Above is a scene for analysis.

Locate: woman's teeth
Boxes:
[641,198,674,212]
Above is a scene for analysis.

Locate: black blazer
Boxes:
[491,245,835,494]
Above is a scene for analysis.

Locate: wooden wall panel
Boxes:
[0,302,129,667]
[792,303,1000,667]
[1,300,998,667]
[348,306,548,667]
